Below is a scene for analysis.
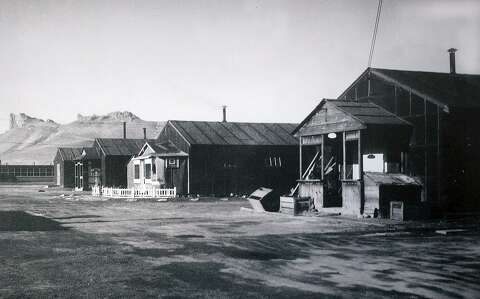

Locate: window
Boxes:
[134,164,140,180]
[145,162,151,179]
[265,156,283,168]
[345,139,359,180]
[167,158,179,168]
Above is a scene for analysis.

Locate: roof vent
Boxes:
[448,48,457,74]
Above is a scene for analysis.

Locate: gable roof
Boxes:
[95,138,155,156]
[57,147,83,161]
[137,141,188,157]
[76,147,101,160]
[292,99,411,136]
[340,67,480,110]
[168,120,298,146]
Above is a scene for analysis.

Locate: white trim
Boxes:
[168,121,191,147]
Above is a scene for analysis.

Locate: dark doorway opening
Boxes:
[323,134,343,207]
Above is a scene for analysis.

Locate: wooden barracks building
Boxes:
[294,50,480,217]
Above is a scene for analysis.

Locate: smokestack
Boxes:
[448,48,457,74]
[222,105,227,122]
[143,128,147,140]
[123,122,126,139]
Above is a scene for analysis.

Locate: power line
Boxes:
[368,0,383,68]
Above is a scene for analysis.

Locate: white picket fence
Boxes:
[92,186,176,201]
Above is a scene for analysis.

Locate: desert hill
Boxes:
[0,112,165,165]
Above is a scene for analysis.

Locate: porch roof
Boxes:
[293,99,411,136]
[149,141,189,157]
[135,141,189,159]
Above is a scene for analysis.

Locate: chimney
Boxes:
[448,48,457,74]
[143,128,147,140]
[123,122,126,139]
[222,105,227,122]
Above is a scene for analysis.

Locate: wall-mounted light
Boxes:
[327,132,337,139]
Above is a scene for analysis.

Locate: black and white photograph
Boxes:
[0,0,479,298]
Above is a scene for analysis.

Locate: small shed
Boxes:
[53,147,83,188]
[364,172,422,219]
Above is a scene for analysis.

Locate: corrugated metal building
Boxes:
[157,120,299,196]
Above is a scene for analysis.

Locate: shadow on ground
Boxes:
[0,211,67,231]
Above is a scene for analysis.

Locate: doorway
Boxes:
[323,133,343,207]
[74,162,83,191]
[56,164,60,185]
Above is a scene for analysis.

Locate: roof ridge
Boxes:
[372,67,480,77]
[169,119,298,125]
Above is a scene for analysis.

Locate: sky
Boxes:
[1,0,479,132]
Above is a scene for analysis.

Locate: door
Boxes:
[323,135,343,207]
[56,164,60,185]
[75,163,84,191]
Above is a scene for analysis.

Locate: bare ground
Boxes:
[0,185,479,298]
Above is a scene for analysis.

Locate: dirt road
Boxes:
[0,185,479,298]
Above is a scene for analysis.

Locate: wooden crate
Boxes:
[280,196,310,216]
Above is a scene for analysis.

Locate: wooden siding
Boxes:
[157,122,191,154]
[296,101,364,136]
[188,144,298,196]
[339,71,480,215]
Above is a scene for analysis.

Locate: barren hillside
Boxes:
[0,112,165,165]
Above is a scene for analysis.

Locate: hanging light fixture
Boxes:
[327,132,337,139]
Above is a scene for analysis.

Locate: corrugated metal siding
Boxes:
[170,120,298,146]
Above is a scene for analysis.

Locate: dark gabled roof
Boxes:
[332,99,411,126]
[82,147,100,159]
[95,138,155,156]
[340,67,480,109]
[168,120,299,146]
[57,147,83,161]
[76,147,101,161]
[292,99,411,135]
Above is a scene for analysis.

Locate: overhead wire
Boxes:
[368,0,383,68]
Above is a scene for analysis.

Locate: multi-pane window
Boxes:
[265,156,282,168]
[145,163,151,179]
[134,164,140,180]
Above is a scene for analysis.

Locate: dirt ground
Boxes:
[0,185,479,298]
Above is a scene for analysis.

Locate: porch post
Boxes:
[321,134,324,180]
[358,130,363,181]
[342,132,346,180]
[299,137,303,179]
[187,156,190,195]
